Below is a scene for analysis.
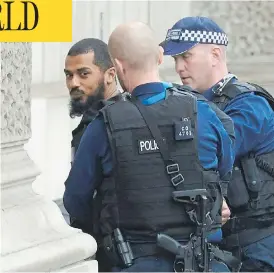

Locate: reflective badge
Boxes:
[138,139,160,154]
[174,119,193,140]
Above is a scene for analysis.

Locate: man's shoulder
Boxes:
[196,100,228,135]
[224,88,274,137]
[226,88,272,112]
[166,82,198,95]
[196,99,215,115]
[226,81,273,104]
[84,115,106,138]
[163,85,218,122]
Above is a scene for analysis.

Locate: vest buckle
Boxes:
[167,163,180,174]
[171,173,185,187]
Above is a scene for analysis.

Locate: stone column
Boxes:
[1,43,98,272]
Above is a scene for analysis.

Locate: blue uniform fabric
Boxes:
[203,80,274,160]
[204,78,274,270]
[63,82,234,271]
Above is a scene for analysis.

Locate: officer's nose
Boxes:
[175,57,186,74]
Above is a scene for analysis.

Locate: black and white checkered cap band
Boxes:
[166,29,228,46]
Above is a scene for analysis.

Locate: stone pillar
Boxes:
[1,43,98,272]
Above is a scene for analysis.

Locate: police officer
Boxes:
[64,38,123,163]
[63,21,239,272]
[161,16,274,272]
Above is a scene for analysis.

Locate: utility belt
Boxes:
[221,151,274,253]
[101,228,242,272]
[100,187,241,272]
[221,217,274,254]
[222,217,274,237]
[101,232,159,267]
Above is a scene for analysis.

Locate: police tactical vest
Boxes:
[170,83,235,152]
[211,80,274,247]
[169,83,236,190]
[98,89,222,242]
[212,81,274,112]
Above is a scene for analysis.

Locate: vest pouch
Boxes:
[241,157,261,199]
[227,167,249,208]
[101,234,122,267]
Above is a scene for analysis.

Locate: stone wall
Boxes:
[161,1,274,91]
[191,1,274,60]
[1,43,32,144]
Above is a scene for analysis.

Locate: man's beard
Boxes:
[69,83,105,118]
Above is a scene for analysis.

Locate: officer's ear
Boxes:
[104,66,116,85]
[158,46,164,65]
[113,58,125,76]
[211,46,222,66]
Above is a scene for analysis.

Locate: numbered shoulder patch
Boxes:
[174,119,193,140]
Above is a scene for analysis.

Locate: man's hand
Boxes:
[222,198,231,225]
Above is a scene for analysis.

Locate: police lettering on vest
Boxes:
[138,122,193,154]
[138,139,159,154]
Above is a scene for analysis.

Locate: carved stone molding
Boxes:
[191,1,274,60]
[1,43,32,145]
